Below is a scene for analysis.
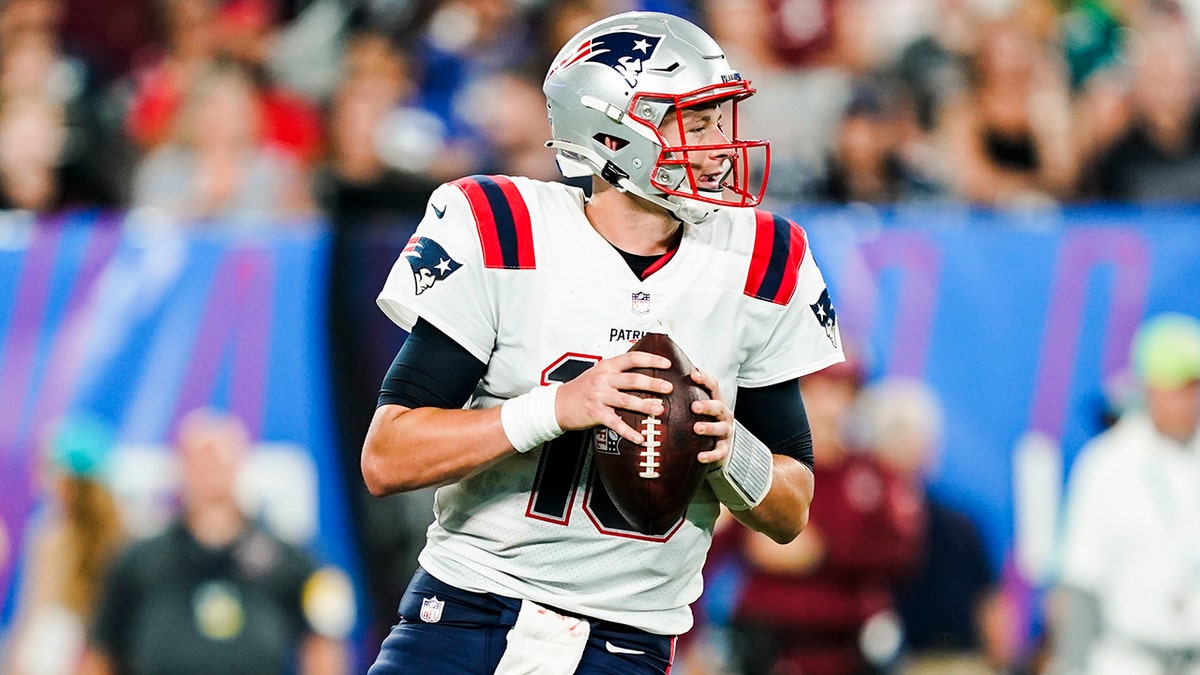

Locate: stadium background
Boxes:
[2,0,1200,670]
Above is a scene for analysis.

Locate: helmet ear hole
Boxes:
[594,133,629,151]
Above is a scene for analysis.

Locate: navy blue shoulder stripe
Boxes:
[744,210,808,305]
[450,175,535,269]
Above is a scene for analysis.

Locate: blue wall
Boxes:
[0,213,365,649]
[798,204,1200,581]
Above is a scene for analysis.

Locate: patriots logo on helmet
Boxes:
[553,31,663,87]
[810,288,839,348]
[403,236,462,295]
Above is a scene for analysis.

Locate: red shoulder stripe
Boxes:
[450,175,536,270]
[744,210,808,305]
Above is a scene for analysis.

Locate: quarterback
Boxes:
[362,11,844,674]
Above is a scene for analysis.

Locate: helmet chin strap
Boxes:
[545,138,723,224]
[621,178,721,225]
[670,195,722,225]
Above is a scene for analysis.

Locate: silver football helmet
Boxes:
[543,11,769,223]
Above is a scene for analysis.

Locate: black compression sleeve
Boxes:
[377,318,488,410]
[734,379,814,469]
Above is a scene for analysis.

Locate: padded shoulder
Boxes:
[448,175,536,270]
[743,209,809,306]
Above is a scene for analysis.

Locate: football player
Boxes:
[361,11,845,674]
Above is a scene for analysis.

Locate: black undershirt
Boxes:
[611,224,681,280]
[615,248,665,279]
[378,319,814,468]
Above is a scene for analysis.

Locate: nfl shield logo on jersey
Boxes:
[631,291,651,316]
[420,596,445,623]
[594,427,620,455]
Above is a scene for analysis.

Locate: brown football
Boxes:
[591,333,714,536]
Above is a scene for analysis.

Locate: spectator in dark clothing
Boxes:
[1087,6,1200,202]
[728,348,927,675]
[313,31,438,229]
[898,504,995,659]
[0,95,105,212]
[937,14,1078,205]
[82,409,352,675]
[811,77,945,204]
[893,0,978,132]
[0,4,126,210]
[854,377,1016,675]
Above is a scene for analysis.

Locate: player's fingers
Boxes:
[612,372,672,395]
[610,351,671,372]
[691,398,730,422]
[605,416,645,445]
[615,394,663,417]
[694,418,732,439]
[557,379,629,430]
[689,369,724,401]
[697,444,729,465]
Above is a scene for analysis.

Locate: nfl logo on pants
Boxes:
[420,596,444,623]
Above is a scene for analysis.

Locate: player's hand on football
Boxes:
[689,369,733,465]
[555,352,673,444]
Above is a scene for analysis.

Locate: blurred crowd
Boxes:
[679,315,1200,675]
[5,0,1200,223]
[3,409,355,675]
[677,345,1018,675]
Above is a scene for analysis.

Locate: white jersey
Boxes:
[1059,413,1200,652]
[377,175,843,634]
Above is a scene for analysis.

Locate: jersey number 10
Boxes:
[525,354,683,541]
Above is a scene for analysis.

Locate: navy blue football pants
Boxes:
[367,568,677,674]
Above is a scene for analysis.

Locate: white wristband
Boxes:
[706,419,774,510]
[501,383,564,453]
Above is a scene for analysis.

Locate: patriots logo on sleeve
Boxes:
[551,31,663,87]
[810,287,839,347]
[403,236,462,295]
